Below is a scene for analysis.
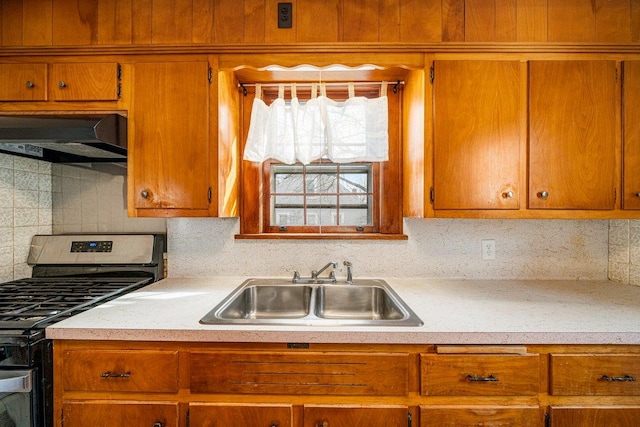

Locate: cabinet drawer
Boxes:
[420,354,540,396]
[62,350,179,392]
[50,62,119,101]
[420,405,540,427]
[550,354,640,395]
[190,403,293,427]
[62,401,179,427]
[0,63,47,101]
[190,351,409,396]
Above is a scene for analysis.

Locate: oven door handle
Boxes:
[0,370,32,393]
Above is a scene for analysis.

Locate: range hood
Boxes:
[0,114,127,163]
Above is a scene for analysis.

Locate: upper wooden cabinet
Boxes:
[624,61,640,210]
[432,60,522,210]
[0,63,47,101]
[0,62,120,102]
[129,60,212,216]
[49,62,120,101]
[529,60,618,210]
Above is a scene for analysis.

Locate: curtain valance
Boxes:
[243,82,389,165]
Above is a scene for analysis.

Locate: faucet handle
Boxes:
[344,261,353,284]
[292,270,300,283]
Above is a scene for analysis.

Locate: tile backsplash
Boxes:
[0,153,165,281]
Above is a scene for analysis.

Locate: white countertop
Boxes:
[46,277,640,345]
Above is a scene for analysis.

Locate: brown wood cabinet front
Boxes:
[303,405,409,427]
[0,63,47,101]
[190,351,409,396]
[49,63,120,101]
[421,353,540,396]
[624,61,640,210]
[61,401,179,427]
[549,406,640,427]
[529,60,618,210]
[432,60,522,210]
[550,354,640,396]
[420,405,540,427]
[62,349,179,393]
[190,403,293,427]
[130,61,211,215]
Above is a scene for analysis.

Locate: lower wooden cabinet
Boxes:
[190,403,293,427]
[421,405,540,427]
[549,406,640,427]
[303,405,409,427]
[61,401,179,427]
[53,343,640,427]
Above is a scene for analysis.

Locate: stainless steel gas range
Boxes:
[0,233,165,427]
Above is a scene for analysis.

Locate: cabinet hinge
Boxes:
[429,187,435,204]
[429,65,435,84]
[544,412,550,427]
[61,407,64,427]
[117,64,122,99]
[407,411,413,427]
[208,67,213,84]
[186,408,190,427]
[614,188,617,204]
[208,187,212,203]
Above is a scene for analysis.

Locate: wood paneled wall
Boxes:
[1,0,639,47]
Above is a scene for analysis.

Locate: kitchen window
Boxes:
[238,83,404,239]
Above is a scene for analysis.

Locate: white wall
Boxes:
[167,217,610,281]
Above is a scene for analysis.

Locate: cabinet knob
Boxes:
[141,190,149,199]
[25,80,34,88]
[636,193,640,198]
[537,191,549,200]
[502,191,514,199]
[317,422,329,427]
[152,423,164,427]
[58,80,66,89]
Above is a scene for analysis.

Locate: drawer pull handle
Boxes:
[467,374,499,382]
[601,375,637,382]
[100,371,131,378]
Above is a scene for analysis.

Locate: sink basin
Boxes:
[314,285,406,320]
[215,284,312,320]
[199,278,423,326]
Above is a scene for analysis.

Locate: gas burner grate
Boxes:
[0,277,152,328]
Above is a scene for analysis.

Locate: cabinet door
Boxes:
[50,63,120,101]
[529,60,618,209]
[433,60,522,209]
[130,61,210,213]
[62,401,179,427]
[190,403,293,427]
[550,406,640,427]
[303,405,408,427]
[0,63,47,101]
[624,61,640,209]
[421,405,539,427]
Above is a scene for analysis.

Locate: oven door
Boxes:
[0,370,33,427]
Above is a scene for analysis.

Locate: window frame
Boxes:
[263,161,380,234]
[238,83,403,239]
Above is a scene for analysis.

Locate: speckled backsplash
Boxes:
[166,217,610,281]
[608,220,640,286]
[2,152,639,284]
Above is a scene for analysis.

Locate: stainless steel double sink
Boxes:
[199,278,423,326]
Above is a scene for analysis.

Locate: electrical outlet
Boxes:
[278,2,293,28]
[481,239,496,260]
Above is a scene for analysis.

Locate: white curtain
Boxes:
[243,83,389,165]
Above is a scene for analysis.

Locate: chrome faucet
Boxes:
[312,261,337,280]
[344,260,353,284]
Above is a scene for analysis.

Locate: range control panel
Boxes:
[70,241,113,253]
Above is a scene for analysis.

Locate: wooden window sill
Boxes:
[234,233,408,241]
